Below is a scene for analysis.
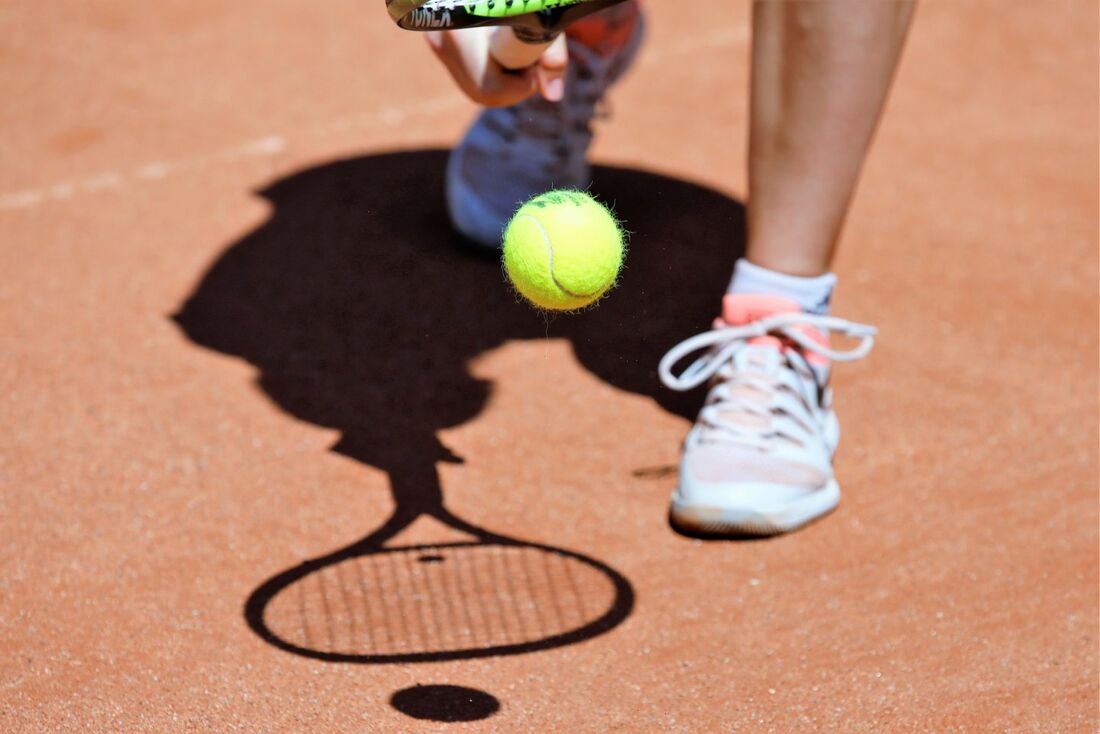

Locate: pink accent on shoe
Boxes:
[720,294,830,366]
[721,293,799,326]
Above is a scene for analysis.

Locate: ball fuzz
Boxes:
[502,190,625,311]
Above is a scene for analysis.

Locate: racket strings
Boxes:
[267,544,616,657]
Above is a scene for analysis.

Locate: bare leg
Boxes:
[748,0,916,277]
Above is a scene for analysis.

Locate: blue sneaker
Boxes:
[446,4,645,248]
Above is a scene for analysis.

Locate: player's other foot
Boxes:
[446,3,644,248]
[658,294,877,537]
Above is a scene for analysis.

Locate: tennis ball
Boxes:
[502,190,625,311]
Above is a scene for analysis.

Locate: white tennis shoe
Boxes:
[446,5,644,247]
[659,294,877,536]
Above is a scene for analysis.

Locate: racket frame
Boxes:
[387,0,627,42]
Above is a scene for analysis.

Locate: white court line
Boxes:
[0,93,464,211]
[0,28,746,212]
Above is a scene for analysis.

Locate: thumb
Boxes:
[535,34,568,102]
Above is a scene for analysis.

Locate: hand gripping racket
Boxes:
[245,464,633,663]
[388,0,628,69]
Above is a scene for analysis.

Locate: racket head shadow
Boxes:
[245,532,634,664]
[388,0,627,41]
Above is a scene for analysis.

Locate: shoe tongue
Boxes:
[720,293,801,326]
[718,293,831,371]
[704,296,830,442]
[718,294,801,352]
[707,296,793,434]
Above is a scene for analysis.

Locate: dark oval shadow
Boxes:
[390,684,501,722]
[173,148,745,663]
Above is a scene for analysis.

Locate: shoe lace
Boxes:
[658,313,877,450]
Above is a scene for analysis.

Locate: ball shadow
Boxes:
[390,684,501,722]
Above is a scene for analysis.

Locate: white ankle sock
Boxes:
[727,258,837,315]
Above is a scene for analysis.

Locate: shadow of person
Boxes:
[172,148,745,662]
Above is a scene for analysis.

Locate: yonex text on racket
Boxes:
[388,0,627,68]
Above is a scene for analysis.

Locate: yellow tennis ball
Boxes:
[502,190,625,311]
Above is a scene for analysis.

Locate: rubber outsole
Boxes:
[668,479,841,537]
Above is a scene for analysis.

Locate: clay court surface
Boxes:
[2,1,1098,731]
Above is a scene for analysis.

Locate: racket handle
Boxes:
[490,26,558,70]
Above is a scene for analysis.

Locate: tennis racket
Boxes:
[388,0,628,69]
[245,464,633,663]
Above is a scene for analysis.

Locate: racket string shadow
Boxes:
[173,148,746,663]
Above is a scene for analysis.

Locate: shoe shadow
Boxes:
[173,148,746,661]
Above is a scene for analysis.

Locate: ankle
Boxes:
[727,258,837,315]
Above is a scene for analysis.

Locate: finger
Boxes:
[490,27,552,70]
[535,34,568,102]
[425,30,471,88]
[427,29,538,107]
[426,31,488,102]
[483,63,540,107]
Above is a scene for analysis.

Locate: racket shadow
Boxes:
[243,464,636,663]
[173,148,745,663]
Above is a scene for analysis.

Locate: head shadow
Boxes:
[174,148,744,474]
[172,148,745,661]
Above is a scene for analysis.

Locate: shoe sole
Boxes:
[668,479,840,537]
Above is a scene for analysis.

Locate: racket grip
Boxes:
[489,26,557,70]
